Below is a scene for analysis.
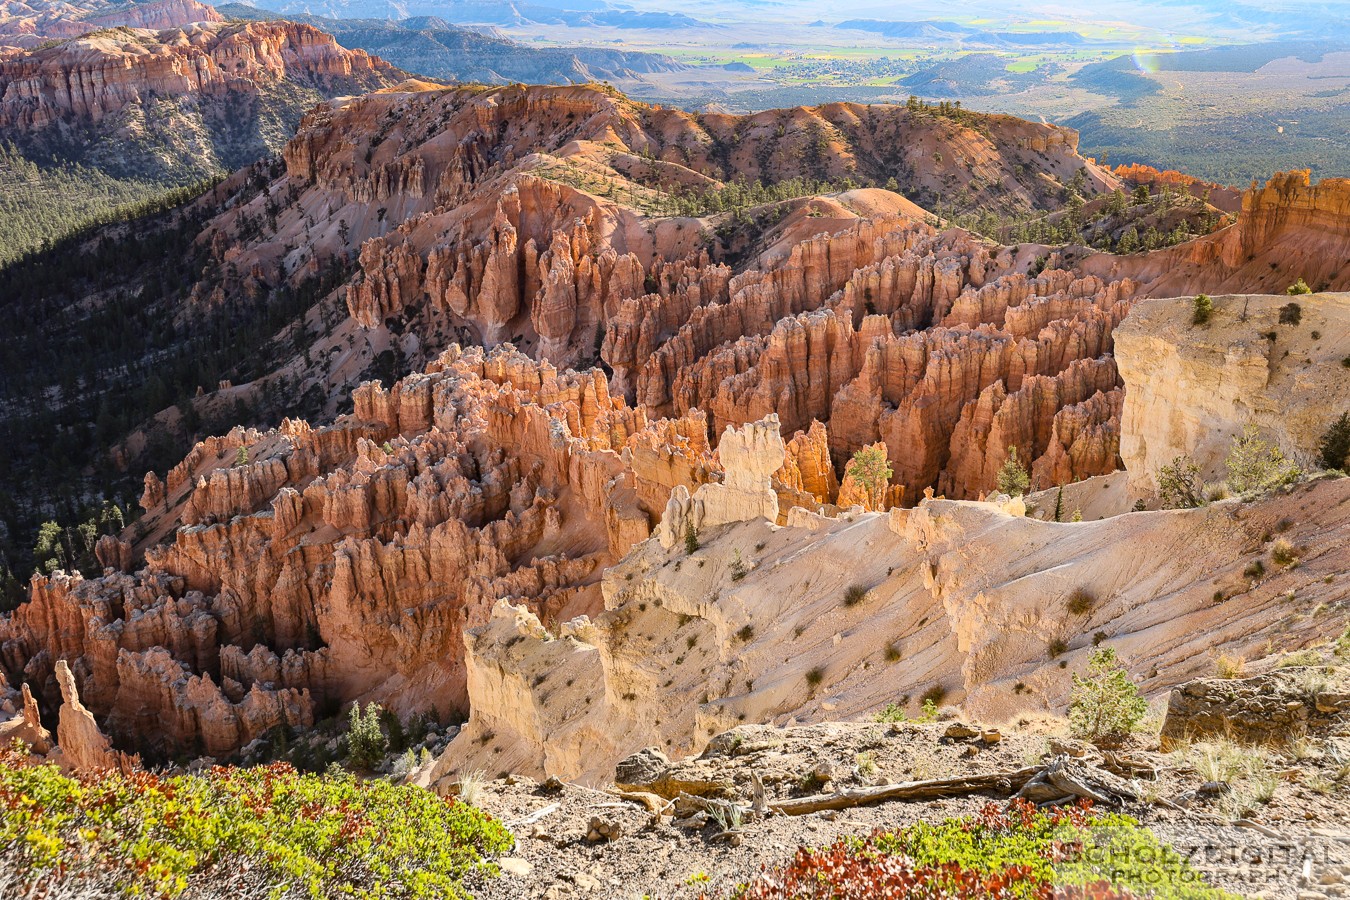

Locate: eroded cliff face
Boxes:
[433,419,1350,784]
[0,21,397,131]
[1115,291,1350,494]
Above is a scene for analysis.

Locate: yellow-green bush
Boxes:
[0,744,511,898]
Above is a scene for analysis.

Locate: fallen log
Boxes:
[767,765,1042,816]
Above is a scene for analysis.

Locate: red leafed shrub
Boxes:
[697,799,1228,900]
[705,843,1141,900]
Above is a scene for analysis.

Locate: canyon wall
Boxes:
[1116,291,1350,494]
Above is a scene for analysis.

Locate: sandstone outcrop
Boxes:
[55,659,137,773]
[1159,672,1350,751]
[0,682,52,753]
[1115,291,1350,495]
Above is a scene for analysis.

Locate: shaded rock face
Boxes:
[1159,672,1350,751]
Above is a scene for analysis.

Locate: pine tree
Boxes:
[1318,413,1350,471]
[996,447,1030,497]
[1069,647,1147,739]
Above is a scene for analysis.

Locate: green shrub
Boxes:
[873,702,908,723]
[684,522,699,555]
[1068,647,1148,740]
[844,445,893,511]
[347,701,388,770]
[1286,278,1312,295]
[0,748,511,899]
[1157,455,1203,509]
[1318,412,1350,471]
[1191,293,1213,325]
[996,446,1030,497]
[1225,425,1300,494]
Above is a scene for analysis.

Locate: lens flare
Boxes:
[1132,49,1161,73]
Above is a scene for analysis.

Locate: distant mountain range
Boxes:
[229,0,709,29]
[217,3,685,83]
[835,19,1087,47]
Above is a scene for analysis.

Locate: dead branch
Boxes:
[767,765,1042,816]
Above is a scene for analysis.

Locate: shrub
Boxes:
[1157,455,1203,509]
[684,522,699,555]
[1319,412,1350,471]
[920,684,948,708]
[873,702,908,723]
[1047,638,1069,659]
[1214,653,1246,679]
[1286,278,1312,295]
[1068,647,1148,740]
[996,446,1030,497]
[843,584,869,607]
[347,701,387,770]
[1244,559,1266,580]
[0,749,511,899]
[1278,301,1303,324]
[735,624,754,642]
[805,667,824,688]
[1065,587,1095,617]
[730,549,747,581]
[883,643,903,663]
[1270,539,1299,567]
[723,799,1231,900]
[1191,293,1213,325]
[844,445,894,511]
[1225,425,1300,494]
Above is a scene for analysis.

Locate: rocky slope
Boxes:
[430,417,1350,785]
[3,82,1350,764]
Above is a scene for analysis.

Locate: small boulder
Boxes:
[943,722,980,740]
[614,747,670,791]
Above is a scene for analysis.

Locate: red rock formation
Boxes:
[0,21,397,130]
[56,659,138,773]
[0,0,222,49]
[0,683,52,753]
